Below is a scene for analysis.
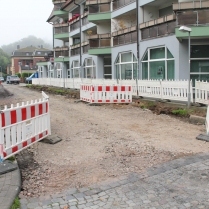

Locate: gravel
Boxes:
[0,83,208,198]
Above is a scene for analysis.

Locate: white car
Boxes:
[0,77,4,82]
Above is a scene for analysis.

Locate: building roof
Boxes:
[11,46,53,57]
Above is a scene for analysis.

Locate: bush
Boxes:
[172,109,189,117]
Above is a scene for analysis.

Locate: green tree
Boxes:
[1,35,52,55]
[0,48,10,74]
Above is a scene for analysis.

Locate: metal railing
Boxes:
[71,48,80,56]
[54,26,69,34]
[113,0,135,10]
[141,21,176,40]
[112,26,136,37]
[176,9,209,26]
[173,0,209,10]
[55,51,69,57]
[139,14,175,29]
[89,3,110,13]
[113,31,137,46]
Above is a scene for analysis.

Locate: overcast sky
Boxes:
[0,0,53,47]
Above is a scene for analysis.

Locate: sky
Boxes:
[0,0,54,46]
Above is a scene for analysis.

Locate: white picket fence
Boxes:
[33,78,209,104]
[0,91,51,161]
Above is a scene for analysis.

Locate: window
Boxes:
[84,58,96,79]
[71,60,80,78]
[141,46,174,80]
[115,52,137,80]
[190,45,209,84]
[104,57,112,79]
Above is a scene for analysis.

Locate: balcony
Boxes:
[112,25,136,36]
[176,9,209,26]
[54,46,69,57]
[88,34,111,55]
[113,0,135,10]
[141,21,176,40]
[88,34,111,48]
[113,32,137,46]
[71,44,81,56]
[82,42,90,54]
[53,4,68,17]
[21,65,38,71]
[88,2,111,23]
[139,14,176,29]
[173,0,209,11]
[86,0,111,5]
[54,26,69,40]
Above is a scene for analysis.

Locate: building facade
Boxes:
[11,45,53,75]
[38,0,209,83]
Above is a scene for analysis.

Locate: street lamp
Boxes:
[179,25,192,107]
[59,56,65,88]
[136,0,139,96]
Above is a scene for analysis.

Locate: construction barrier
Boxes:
[80,85,132,103]
[0,91,51,161]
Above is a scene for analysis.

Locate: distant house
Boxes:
[10,45,53,75]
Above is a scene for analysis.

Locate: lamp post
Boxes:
[179,26,192,108]
[0,66,2,77]
[136,0,139,96]
[73,0,82,78]
[59,56,65,88]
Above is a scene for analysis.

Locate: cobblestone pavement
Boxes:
[20,153,209,209]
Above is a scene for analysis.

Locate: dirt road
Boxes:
[1,83,208,197]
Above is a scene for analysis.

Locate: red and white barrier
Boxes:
[80,85,132,103]
[0,91,51,161]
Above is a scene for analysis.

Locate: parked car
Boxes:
[0,77,4,82]
[26,72,39,84]
[6,75,20,84]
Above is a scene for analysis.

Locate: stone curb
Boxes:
[0,160,21,209]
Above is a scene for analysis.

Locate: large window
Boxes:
[104,57,112,79]
[71,60,80,78]
[115,52,137,80]
[141,46,175,80]
[83,58,96,78]
[190,45,209,83]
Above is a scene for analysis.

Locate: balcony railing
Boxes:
[89,3,111,13]
[55,51,69,57]
[86,0,111,5]
[113,0,135,10]
[139,14,176,29]
[70,21,80,31]
[173,0,209,10]
[54,46,69,51]
[82,15,89,26]
[71,48,80,56]
[112,26,136,37]
[176,9,209,26]
[83,44,90,53]
[21,66,38,70]
[54,23,68,27]
[88,34,111,48]
[113,31,137,46]
[54,26,69,34]
[141,21,176,40]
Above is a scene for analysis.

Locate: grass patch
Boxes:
[10,197,20,209]
[171,109,190,117]
[7,156,15,162]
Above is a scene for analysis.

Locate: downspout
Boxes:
[73,0,82,78]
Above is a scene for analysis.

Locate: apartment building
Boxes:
[11,45,53,75]
[37,0,209,83]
